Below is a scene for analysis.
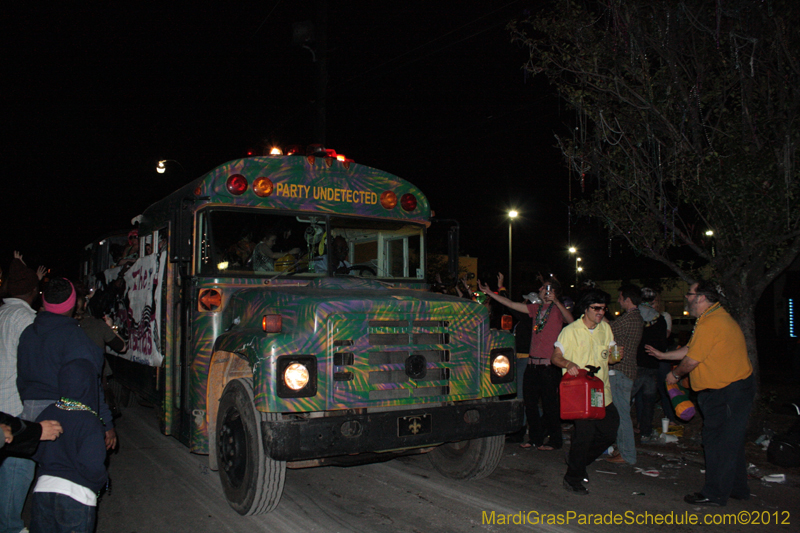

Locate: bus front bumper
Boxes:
[262,399,523,462]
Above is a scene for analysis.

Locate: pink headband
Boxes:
[43,280,76,314]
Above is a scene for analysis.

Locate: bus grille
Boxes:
[330,317,477,406]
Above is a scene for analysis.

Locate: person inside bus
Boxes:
[273,220,299,252]
[312,235,351,274]
[224,233,256,268]
[116,229,139,267]
[252,231,301,273]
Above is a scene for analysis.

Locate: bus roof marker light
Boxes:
[400,193,417,211]
[226,174,248,195]
[253,176,274,197]
[380,191,397,210]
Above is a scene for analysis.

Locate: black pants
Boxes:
[697,374,755,504]
[565,403,619,485]
[523,364,562,448]
[632,367,659,436]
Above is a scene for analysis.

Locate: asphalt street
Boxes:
[87,402,799,532]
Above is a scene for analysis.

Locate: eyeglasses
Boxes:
[685,292,697,297]
[588,305,606,312]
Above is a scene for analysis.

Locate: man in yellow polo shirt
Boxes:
[666,280,754,507]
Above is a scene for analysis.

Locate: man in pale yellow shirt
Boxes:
[552,289,619,495]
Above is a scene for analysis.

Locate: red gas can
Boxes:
[559,367,606,420]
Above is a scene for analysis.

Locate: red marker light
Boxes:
[380,191,397,210]
[286,145,303,155]
[253,176,274,197]
[400,193,417,211]
[226,174,248,195]
[262,314,282,333]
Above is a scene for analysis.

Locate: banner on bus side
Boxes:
[118,250,166,366]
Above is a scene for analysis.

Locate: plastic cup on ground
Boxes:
[661,418,670,434]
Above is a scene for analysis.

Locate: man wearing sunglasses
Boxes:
[648,281,754,506]
[551,290,619,495]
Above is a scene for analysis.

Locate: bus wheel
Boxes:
[216,378,286,515]
[427,435,505,480]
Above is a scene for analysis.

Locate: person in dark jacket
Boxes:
[17,277,117,450]
[30,359,108,533]
[74,282,126,418]
[632,287,669,441]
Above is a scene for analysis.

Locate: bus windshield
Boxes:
[198,209,425,280]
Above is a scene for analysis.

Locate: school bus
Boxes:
[81,147,523,515]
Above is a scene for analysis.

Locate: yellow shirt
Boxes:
[555,317,615,406]
[686,304,752,391]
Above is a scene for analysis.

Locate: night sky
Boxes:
[3,1,661,293]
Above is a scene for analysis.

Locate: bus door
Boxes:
[169,207,195,446]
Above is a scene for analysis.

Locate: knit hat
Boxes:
[6,258,39,297]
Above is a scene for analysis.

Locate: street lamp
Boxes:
[156,159,185,174]
[569,246,578,286]
[508,210,518,297]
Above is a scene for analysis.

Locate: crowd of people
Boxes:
[478,272,754,506]
[1,252,120,533]
[1,246,757,533]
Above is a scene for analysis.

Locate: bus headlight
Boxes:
[284,363,309,390]
[277,355,318,398]
[490,349,515,384]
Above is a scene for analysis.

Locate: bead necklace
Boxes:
[533,303,554,334]
[55,397,104,424]
[690,302,721,338]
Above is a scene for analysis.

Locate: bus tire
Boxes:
[216,378,286,515]
[427,435,505,480]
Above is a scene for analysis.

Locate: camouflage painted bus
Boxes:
[81,148,523,515]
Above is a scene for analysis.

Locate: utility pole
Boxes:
[314,0,328,145]
[293,0,328,145]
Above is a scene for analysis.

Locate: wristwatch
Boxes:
[672,371,681,381]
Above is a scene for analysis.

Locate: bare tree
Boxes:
[510,0,800,384]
